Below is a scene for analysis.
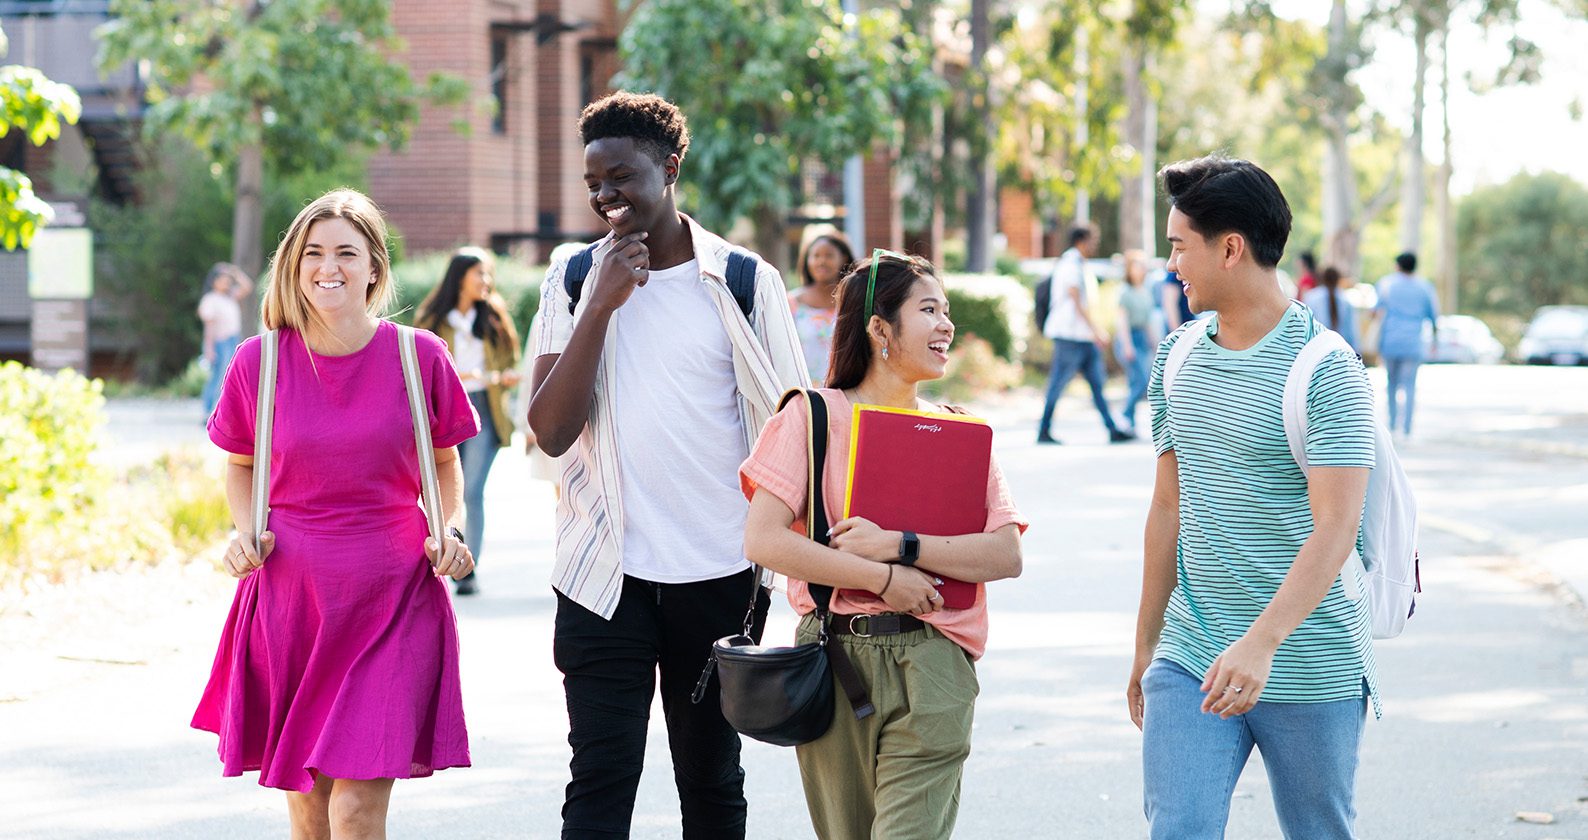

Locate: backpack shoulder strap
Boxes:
[1160,317,1211,399]
[251,329,278,552]
[725,251,759,322]
[1282,328,1355,474]
[398,325,445,550]
[562,243,601,316]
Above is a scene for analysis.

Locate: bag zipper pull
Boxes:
[690,654,717,704]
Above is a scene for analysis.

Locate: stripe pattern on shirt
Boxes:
[1149,303,1380,713]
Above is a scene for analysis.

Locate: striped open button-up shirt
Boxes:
[533,216,808,619]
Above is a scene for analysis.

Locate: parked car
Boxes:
[1423,315,1505,364]
[1517,306,1588,365]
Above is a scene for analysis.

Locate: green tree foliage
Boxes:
[616,0,944,256]
[0,361,105,570]
[1456,172,1588,317]
[0,24,82,249]
[96,0,467,281]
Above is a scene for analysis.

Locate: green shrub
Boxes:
[946,288,1014,360]
[0,362,108,560]
[0,362,230,587]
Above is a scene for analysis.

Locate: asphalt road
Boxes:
[2,364,1586,838]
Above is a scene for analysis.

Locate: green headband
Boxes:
[865,247,908,321]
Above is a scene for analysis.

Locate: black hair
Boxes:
[1159,155,1291,268]
[1395,252,1417,272]
[414,249,520,351]
[826,253,940,390]
[797,232,856,287]
[1069,224,1097,246]
[205,262,236,290]
[1320,265,1343,327]
[577,91,691,166]
[1299,251,1316,273]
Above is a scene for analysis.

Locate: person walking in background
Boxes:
[1303,266,1360,353]
[1159,269,1193,333]
[1116,250,1156,435]
[197,262,254,419]
[1036,223,1133,445]
[741,251,1025,840]
[195,189,478,838]
[1293,250,1318,299]
[1128,156,1377,840]
[414,246,522,596]
[526,92,807,840]
[1373,252,1439,438]
[790,230,854,385]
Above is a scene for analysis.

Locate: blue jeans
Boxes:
[1038,337,1119,438]
[1119,328,1152,430]
[202,335,240,418]
[459,390,501,563]
[1383,357,1420,435]
[1142,659,1365,840]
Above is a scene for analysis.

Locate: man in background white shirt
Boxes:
[1037,223,1134,444]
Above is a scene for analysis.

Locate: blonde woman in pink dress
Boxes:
[194,189,479,839]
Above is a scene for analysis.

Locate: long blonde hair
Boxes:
[261,189,395,333]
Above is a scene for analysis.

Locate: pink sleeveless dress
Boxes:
[193,321,480,792]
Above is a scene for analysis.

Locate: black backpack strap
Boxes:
[563,243,600,316]
[724,251,759,324]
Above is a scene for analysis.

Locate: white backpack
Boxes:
[1163,317,1420,639]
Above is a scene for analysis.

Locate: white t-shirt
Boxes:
[610,259,751,583]
[1043,247,1095,342]
[198,291,242,341]
[446,308,488,393]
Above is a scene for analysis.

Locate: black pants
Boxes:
[554,568,770,840]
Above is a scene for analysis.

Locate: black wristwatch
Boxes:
[898,530,920,566]
[447,526,467,547]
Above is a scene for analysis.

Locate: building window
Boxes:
[490,30,509,134]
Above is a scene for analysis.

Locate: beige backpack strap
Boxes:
[251,330,278,553]
[398,325,445,550]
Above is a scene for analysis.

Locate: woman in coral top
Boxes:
[740,251,1026,840]
[194,189,479,839]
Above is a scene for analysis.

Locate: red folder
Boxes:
[841,403,993,610]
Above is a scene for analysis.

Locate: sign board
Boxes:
[27,227,93,300]
[31,298,89,373]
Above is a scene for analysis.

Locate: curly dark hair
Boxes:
[577,91,690,165]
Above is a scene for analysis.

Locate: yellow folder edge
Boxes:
[842,402,990,520]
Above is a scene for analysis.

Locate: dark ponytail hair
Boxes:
[415,247,520,351]
[825,252,939,390]
[1321,265,1343,328]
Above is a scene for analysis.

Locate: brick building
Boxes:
[371,0,623,263]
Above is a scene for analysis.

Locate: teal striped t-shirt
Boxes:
[1150,303,1379,712]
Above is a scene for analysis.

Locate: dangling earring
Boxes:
[881,345,890,360]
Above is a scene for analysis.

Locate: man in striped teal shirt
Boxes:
[1126,156,1376,840]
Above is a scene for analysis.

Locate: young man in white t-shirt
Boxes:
[527,92,807,840]
[1036,223,1133,444]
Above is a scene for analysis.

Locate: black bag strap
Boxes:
[565,242,758,321]
[563,243,600,316]
[784,388,874,721]
[724,251,759,324]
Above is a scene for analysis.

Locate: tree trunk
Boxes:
[1321,0,1361,275]
[1399,10,1430,254]
[966,0,994,272]
[751,204,786,273]
[1118,41,1147,253]
[1435,20,1457,311]
[1141,52,1159,258]
[232,136,264,335]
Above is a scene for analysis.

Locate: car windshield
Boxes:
[1528,310,1588,339]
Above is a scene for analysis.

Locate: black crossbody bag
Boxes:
[691,388,875,747]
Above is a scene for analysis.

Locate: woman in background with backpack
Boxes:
[741,251,1026,840]
[195,189,478,838]
[415,247,522,595]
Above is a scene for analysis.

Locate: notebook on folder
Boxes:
[841,403,994,610]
